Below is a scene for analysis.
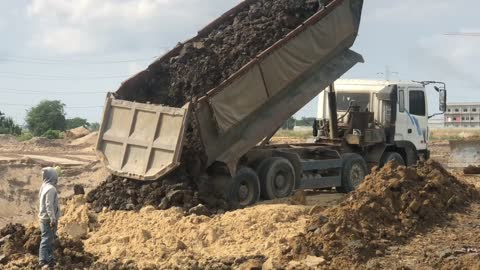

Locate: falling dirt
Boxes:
[86,172,230,214]
[116,0,321,107]
[291,160,479,269]
[113,0,322,173]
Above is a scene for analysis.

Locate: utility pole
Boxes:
[377,65,399,81]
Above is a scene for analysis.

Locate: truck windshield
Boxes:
[337,92,370,111]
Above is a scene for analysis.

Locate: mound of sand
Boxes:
[65,127,90,140]
[84,204,309,269]
[58,196,97,240]
[69,132,98,147]
[294,160,479,268]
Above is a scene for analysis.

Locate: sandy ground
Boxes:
[1,133,480,269]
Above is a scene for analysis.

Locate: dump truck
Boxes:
[316,79,447,167]
[96,0,446,207]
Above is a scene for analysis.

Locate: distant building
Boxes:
[444,103,480,128]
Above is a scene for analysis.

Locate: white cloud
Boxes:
[365,0,451,23]
[37,27,98,54]
[26,0,238,55]
[419,31,480,67]
[412,31,480,85]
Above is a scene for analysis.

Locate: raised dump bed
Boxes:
[97,0,364,181]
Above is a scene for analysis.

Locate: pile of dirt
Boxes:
[69,132,98,147]
[84,204,309,269]
[65,126,90,140]
[464,165,480,175]
[292,160,479,268]
[0,223,95,269]
[0,135,17,145]
[58,196,97,240]
[86,174,229,214]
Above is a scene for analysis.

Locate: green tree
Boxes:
[87,122,100,131]
[26,100,66,136]
[66,117,89,130]
[295,117,316,127]
[0,111,22,136]
[282,117,296,130]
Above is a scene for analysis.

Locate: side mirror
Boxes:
[439,89,447,112]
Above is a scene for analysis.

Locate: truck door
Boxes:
[405,88,428,151]
[394,86,408,142]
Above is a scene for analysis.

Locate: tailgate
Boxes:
[96,95,190,180]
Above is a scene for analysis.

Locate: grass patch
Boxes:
[430,128,480,141]
[274,129,312,139]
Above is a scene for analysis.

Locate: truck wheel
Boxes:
[381,152,405,167]
[338,153,368,193]
[257,157,295,200]
[230,167,260,208]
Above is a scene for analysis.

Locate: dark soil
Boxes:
[116,0,320,107]
[464,165,480,175]
[0,224,95,269]
[86,173,230,214]
[289,160,480,269]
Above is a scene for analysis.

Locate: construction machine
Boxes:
[95,0,447,207]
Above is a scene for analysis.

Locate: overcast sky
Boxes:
[1,0,479,124]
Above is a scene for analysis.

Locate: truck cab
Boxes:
[317,79,447,166]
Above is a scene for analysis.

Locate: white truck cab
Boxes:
[317,79,447,166]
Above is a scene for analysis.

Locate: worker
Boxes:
[38,167,61,269]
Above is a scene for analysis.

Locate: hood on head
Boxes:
[42,167,58,186]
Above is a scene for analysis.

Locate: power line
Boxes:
[0,72,130,80]
[0,87,106,94]
[444,32,480,37]
[0,55,161,65]
[0,103,103,109]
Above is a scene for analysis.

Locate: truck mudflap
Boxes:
[96,95,191,181]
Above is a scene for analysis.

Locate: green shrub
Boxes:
[17,132,33,142]
[42,130,63,139]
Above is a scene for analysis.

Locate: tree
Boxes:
[66,117,89,130]
[282,117,296,130]
[0,111,22,136]
[26,100,66,136]
[87,122,100,131]
[295,117,316,127]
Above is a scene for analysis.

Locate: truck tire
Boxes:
[381,152,405,167]
[230,167,261,208]
[338,153,368,193]
[257,157,295,200]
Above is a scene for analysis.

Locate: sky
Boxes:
[0,0,479,125]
